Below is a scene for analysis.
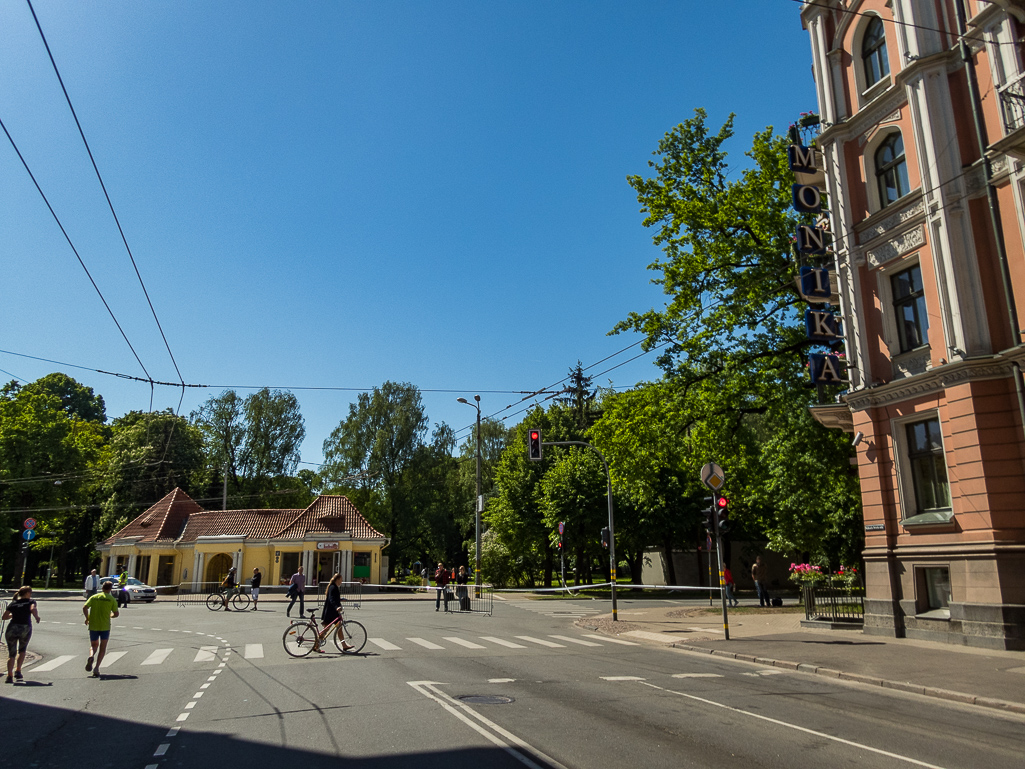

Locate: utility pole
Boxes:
[457,396,483,586]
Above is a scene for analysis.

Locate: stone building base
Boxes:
[864,598,1025,650]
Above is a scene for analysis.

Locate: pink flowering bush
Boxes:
[788,563,826,586]
[831,565,860,589]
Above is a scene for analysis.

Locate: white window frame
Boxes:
[863,128,911,214]
[852,13,893,107]
[891,411,953,526]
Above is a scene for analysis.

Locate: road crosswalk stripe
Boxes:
[369,638,402,651]
[549,635,603,647]
[515,636,565,648]
[407,637,444,650]
[244,644,264,659]
[479,636,527,649]
[142,648,173,665]
[33,655,76,672]
[444,636,486,649]
[100,651,127,668]
[583,634,638,645]
[194,646,219,662]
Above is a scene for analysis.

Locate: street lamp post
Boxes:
[457,395,483,586]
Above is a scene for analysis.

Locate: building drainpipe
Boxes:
[955,0,1025,462]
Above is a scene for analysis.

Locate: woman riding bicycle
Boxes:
[318,573,352,652]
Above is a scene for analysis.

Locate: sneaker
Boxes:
[4,676,12,684]
[91,670,100,678]
[14,671,23,680]
[85,657,94,672]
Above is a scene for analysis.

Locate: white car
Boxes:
[105,576,157,603]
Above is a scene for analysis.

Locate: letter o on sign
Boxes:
[792,184,822,213]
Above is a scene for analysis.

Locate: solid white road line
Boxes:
[480,636,527,649]
[407,638,445,650]
[515,636,565,648]
[32,655,76,672]
[141,648,173,665]
[444,637,487,649]
[600,676,645,681]
[549,635,602,647]
[582,634,638,645]
[244,644,264,659]
[194,646,219,662]
[639,681,949,769]
[672,673,723,678]
[369,638,402,651]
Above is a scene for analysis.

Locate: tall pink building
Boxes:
[799,0,1025,649]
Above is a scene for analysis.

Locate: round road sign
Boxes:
[23,518,37,530]
[700,462,725,491]
[22,529,37,542]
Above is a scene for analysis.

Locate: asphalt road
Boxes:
[3,596,1023,769]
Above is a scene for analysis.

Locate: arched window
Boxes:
[875,133,909,207]
[862,16,890,89]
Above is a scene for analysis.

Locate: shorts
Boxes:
[5,624,31,658]
[89,630,111,642]
[251,587,260,600]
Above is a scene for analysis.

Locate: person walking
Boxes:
[286,565,306,617]
[221,567,237,611]
[83,569,100,599]
[317,573,353,652]
[455,565,470,611]
[250,567,262,611]
[83,581,119,678]
[751,556,771,608]
[434,562,451,612]
[723,567,738,607]
[3,586,40,683]
[117,567,130,608]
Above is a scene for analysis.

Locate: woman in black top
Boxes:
[455,565,470,611]
[3,586,40,683]
[319,573,352,652]
[250,568,262,611]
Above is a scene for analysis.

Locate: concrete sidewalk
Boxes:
[578,602,1025,715]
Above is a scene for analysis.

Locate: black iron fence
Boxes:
[802,583,864,624]
[1000,75,1025,133]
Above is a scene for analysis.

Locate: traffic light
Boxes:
[528,429,543,461]
[556,538,563,551]
[702,496,715,534]
[716,495,729,534]
[600,527,610,549]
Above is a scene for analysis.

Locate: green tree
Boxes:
[98,409,207,537]
[321,382,429,575]
[615,109,860,560]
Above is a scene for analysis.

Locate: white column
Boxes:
[127,554,137,579]
[191,551,201,590]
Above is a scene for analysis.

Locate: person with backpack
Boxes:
[4,586,40,683]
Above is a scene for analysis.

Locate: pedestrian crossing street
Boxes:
[365,633,639,652]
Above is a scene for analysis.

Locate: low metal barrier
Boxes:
[313,581,363,609]
[174,582,251,606]
[803,584,864,624]
[434,584,492,616]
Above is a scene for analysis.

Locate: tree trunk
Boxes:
[57,542,68,587]
[663,535,678,585]
[543,545,553,588]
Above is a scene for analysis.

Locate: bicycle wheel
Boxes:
[231,591,251,610]
[283,621,317,657]
[333,619,367,654]
[206,593,224,611]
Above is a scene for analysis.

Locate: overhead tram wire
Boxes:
[0,116,154,392]
[27,0,187,416]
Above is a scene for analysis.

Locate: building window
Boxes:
[891,264,929,351]
[279,551,300,583]
[923,567,951,611]
[905,418,951,513]
[875,133,910,207]
[862,16,890,89]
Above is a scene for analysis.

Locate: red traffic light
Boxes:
[528,428,543,461]
[530,431,539,440]
[717,496,728,507]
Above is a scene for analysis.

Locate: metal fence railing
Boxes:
[171,581,365,608]
[313,581,363,609]
[174,582,249,606]
[1000,73,1025,134]
[803,584,864,624]
[438,584,492,616]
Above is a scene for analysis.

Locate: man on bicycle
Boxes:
[221,567,237,611]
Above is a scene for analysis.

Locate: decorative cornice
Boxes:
[808,402,855,432]
[844,355,1017,411]
[892,348,931,379]
[865,224,926,267]
[854,192,926,245]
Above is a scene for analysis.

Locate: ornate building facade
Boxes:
[799,0,1025,648]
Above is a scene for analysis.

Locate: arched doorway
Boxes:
[205,553,233,585]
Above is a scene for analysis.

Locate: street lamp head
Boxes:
[474,394,480,402]
[457,397,468,404]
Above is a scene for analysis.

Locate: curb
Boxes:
[669,642,1025,715]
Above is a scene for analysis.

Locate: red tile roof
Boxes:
[102,488,385,545]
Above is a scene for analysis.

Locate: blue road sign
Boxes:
[22,529,37,542]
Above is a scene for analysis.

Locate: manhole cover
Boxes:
[456,694,514,705]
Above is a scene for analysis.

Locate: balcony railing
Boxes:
[802,583,864,624]
[999,72,1025,134]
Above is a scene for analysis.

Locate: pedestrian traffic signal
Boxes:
[556,539,563,550]
[600,527,610,549]
[716,495,729,534]
[528,429,543,461]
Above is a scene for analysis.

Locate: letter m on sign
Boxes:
[788,143,817,173]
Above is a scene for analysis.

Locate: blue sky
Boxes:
[1,1,817,466]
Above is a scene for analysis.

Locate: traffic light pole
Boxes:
[542,440,618,622]
[710,495,731,640]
